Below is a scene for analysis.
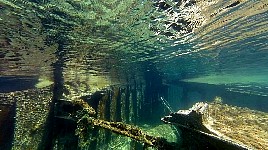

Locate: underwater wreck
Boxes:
[162,101,268,149]
[1,0,268,149]
[1,84,268,149]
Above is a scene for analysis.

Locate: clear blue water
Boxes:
[0,0,268,149]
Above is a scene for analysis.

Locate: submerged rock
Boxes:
[162,101,268,149]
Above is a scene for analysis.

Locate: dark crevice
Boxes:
[38,38,65,150]
[0,103,16,150]
[225,1,241,9]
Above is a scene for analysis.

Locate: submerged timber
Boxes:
[1,86,267,149]
[162,102,268,149]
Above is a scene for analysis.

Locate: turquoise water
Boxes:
[0,0,268,149]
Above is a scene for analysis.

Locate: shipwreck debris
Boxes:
[63,98,180,150]
[162,102,268,150]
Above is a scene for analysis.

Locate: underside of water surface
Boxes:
[0,0,268,150]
